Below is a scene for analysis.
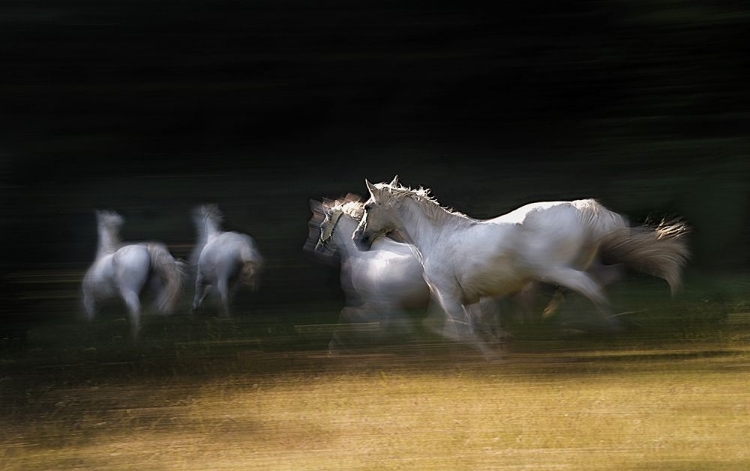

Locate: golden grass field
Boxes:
[3,338,750,471]
[3,273,750,470]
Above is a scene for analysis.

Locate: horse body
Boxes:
[308,197,431,349]
[192,205,263,316]
[308,196,505,351]
[353,177,689,357]
[83,211,184,339]
[440,200,620,303]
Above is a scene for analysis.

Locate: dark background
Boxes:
[2,0,749,326]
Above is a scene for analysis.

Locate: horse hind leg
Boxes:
[536,266,608,306]
[119,288,142,339]
[534,265,622,332]
[217,277,232,318]
[192,273,212,313]
[83,290,97,322]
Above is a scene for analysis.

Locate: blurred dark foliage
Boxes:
[2,0,748,169]
[1,0,748,320]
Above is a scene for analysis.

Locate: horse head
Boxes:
[352,176,401,250]
[96,210,124,231]
[311,194,362,255]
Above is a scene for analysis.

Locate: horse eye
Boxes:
[364,204,372,211]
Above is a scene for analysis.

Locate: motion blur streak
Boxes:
[1,1,749,469]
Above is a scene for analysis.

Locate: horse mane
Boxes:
[193,204,224,234]
[97,210,124,230]
[201,204,224,225]
[329,193,365,220]
[191,204,225,266]
[373,182,469,221]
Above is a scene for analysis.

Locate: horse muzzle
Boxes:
[352,229,373,251]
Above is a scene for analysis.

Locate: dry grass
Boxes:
[3,343,750,470]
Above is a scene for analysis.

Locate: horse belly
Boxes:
[355,258,430,309]
[459,253,529,302]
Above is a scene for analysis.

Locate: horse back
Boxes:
[199,231,262,278]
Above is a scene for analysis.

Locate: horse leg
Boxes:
[83,291,97,322]
[375,303,417,346]
[534,266,621,332]
[473,298,512,344]
[328,307,349,353]
[535,266,608,306]
[192,273,211,313]
[119,288,142,339]
[427,282,497,359]
[329,306,362,353]
[217,277,231,318]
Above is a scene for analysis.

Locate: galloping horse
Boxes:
[82,210,185,339]
[353,176,690,357]
[307,194,506,351]
[191,204,263,317]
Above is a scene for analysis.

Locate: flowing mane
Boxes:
[193,204,224,240]
[190,204,225,267]
[372,182,470,222]
[329,193,365,220]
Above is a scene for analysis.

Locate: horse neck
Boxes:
[331,214,361,258]
[196,216,223,244]
[96,223,121,258]
[394,196,467,256]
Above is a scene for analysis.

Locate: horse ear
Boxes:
[365,179,377,195]
[390,175,399,186]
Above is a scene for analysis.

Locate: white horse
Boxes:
[307,194,506,351]
[82,210,185,339]
[191,204,264,317]
[352,176,690,356]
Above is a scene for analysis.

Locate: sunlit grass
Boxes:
[3,273,750,469]
[3,344,750,470]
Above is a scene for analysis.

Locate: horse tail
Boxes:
[599,220,690,295]
[239,238,264,290]
[147,243,186,313]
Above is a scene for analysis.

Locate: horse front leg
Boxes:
[471,298,513,345]
[427,283,498,360]
[328,306,364,353]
